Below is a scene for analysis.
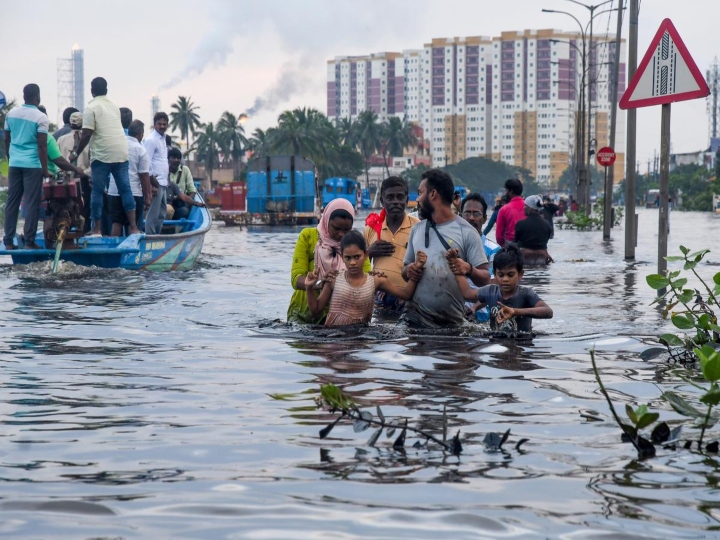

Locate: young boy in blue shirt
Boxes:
[449,243,553,333]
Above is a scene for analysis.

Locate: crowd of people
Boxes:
[2,79,204,249]
[289,169,554,333]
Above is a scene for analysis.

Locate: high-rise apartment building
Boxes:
[326,29,626,186]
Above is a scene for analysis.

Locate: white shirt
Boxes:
[109,136,150,197]
[142,129,169,186]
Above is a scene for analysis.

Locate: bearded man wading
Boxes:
[401,169,490,328]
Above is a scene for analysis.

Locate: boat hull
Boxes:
[0,198,212,271]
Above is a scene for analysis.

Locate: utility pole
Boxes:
[624,0,639,260]
[604,0,623,240]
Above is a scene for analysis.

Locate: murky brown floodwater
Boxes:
[1,208,720,538]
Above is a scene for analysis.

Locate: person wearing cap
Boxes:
[495,178,526,247]
[514,195,553,265]
[53,106,78,140]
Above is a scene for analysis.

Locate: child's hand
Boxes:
[324,269,339,286]
[305,270,319,291]
[445,248,459,261]
[496,302,515,323]
[369,269,388,278]
[416,250,427,267]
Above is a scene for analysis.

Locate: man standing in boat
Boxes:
[401,169,490,327]
[71,77,140,237]
[143,112,170,235]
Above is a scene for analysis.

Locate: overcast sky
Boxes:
[2,0,717,171]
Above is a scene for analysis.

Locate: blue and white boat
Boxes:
[0,194,211,271]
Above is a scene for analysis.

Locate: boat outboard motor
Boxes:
[43,178,85,247]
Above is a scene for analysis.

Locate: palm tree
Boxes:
[195,122,222,184]
[217,112,248,180]
[169,96,201,157]
[354,110,382,188]
[336,117,357,148]
[248,127,275,159]
[380,116,418,176]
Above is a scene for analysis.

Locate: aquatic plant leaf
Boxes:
[668,425,683,443]
[321,384,354,410]
[664,392,704,418]
[320,416,342,439]
[353,411,373,433]
[636,436,656,459]
[515,438,529,451]
[320,448,333,462]
[679,245,690,255]
[707,441,719,453]
[678,289,695,304]
[646,274,670,290]
[670,278,688,290]
[367,428,382,447]
[665,256,685,262]
[671,313,695,330]
[714,272,720,286]
[697,347,720,382]
[700,385,720,406]
[625,404,638,424]
[620,422,637,442]
[683,261,697,271]
[450,431,462,455]
[688,249,710,260]
[659,334,684,347]
[483,429,511,451]
[393,423,407,449]
[636,412,660,430]
[698,314,713,331]
[385,423,398,438]
[651,422,671,444]
[640,347,668,361]
[376,406,385,424]
[412,440,425,449]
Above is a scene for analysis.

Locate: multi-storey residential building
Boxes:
[327,29,626,187]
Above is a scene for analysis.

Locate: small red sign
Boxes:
[596,147,616,167]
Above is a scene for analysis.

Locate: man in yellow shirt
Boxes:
[363,176,419,312]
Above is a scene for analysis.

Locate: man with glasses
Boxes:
[457,193,501,322]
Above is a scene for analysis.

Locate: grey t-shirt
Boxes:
[403,217,487,327]
[475,284,541,333]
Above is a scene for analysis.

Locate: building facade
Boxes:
[327,29,626,187]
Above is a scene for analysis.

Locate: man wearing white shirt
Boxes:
[108,120,152,236]
[143,112,170,235]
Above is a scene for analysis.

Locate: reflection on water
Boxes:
[1,209,720,537]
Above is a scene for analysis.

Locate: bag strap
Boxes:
[424,219,452,251]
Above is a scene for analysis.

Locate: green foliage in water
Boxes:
[646,245,720,448]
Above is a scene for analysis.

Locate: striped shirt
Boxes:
[363,213,419,288]
[4,104,49,168]
[326,271,376,326]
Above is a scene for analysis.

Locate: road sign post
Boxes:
[596,146,617,240]
[620,18,710,291]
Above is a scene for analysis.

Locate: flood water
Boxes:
[2,208,720,538]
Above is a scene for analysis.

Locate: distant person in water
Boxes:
[364,176,419,312]
[514,195,553,266]
[495,178,525,247]
[449,243,553,334]
[287,199,370,324]
[305,230,426,326]
[402,168,489,328]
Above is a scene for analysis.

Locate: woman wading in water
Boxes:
[287,199,370,324]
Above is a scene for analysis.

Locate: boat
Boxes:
[0,193,212,271]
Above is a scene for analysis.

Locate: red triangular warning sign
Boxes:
[619,18,709,109]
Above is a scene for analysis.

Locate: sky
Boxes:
[2,0,718,173]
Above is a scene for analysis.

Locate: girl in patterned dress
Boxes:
[305,230,426,326]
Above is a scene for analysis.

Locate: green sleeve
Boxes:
[290,228,316,289]
[47,136,62,161]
